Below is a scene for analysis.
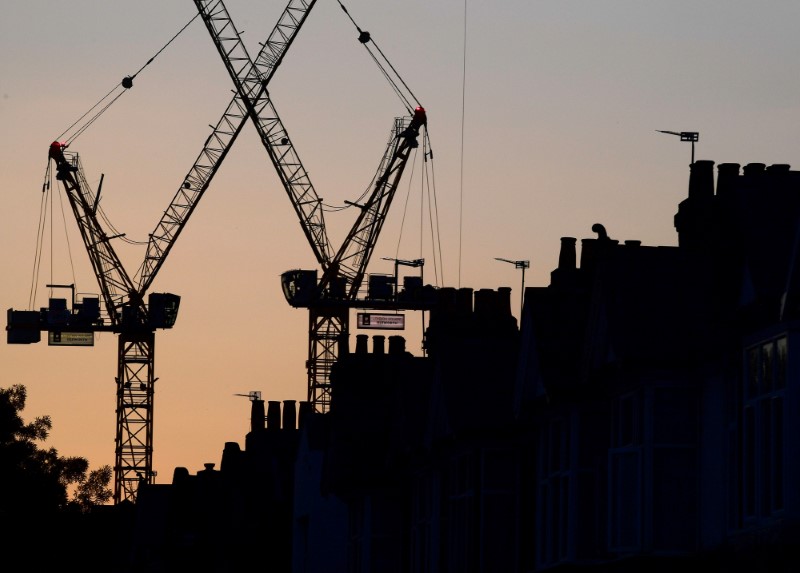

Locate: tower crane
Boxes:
[6,0,319,503]
[195,0,434,413]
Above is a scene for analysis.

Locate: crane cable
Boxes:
[30,163,80,308]
[335,0,420,114]
[334,1,444,285]
[425,131,445,286]
[32,12,199,306]
[458,0,468,289]
[392,129,443,287]
[30,166,52,309]
[55,11,200,146]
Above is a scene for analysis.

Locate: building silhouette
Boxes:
[127,160,800,572]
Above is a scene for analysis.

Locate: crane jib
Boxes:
[10,0,322,505]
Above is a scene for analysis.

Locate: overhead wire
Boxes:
[417,130,442,287]
[335,0,419,113]
[363,38,420,110]
[30,165,53,309]
[33,10,199,308]
[55,10,200,146]
[56,182,79,291]
[459,0,468,288]
[335,0,443,280]
[55,83,123,144]
[424,131,444,286]
[393,144,420,259]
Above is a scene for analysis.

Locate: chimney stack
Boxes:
[221,441,241,473]
[497,287,513,317]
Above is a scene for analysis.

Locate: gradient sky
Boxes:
[2,0,800,483]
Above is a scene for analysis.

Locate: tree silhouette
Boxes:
[0,384,112,518]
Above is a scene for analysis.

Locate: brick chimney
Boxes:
[675,160,717,249]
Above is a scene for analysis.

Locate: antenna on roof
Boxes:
[494,258,529,319]
[233,391,262,401]
[657,130,699,163]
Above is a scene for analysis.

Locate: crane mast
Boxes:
[302,110,426,411]
[8,0,319,503]
[46,143,174,503]
[195,0,427,412]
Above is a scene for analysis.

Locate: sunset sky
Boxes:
[3,0,800,484]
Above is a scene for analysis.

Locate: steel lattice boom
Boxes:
[196,0,427,413]
[8,0,320,504]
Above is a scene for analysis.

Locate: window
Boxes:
[609,386,698,553]
[411,471,440,573]
[609,392,643,552]
[446,453,474,572]
[480,449,517,572]
[738,337,786,526]
[536,415,573,566]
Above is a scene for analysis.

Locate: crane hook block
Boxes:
[358,31,371,44]
[122,76,134,89]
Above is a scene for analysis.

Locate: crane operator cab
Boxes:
[148,293,181,329]
[281,270,318,308]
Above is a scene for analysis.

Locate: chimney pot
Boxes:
[688,160,715,199]
[251,399,265,432]
[437,287,457,314]
[298,401,313,429]
[356,334,368,354]
[716,163,740,198]
[282,400,297,430]
[373,335,385,354]
[743,162,766,176]
[456,287,473,315]
[474,288,496,317]
[388,335,406,355]
[768,163,791,173]
[267,400,281,430]
[558,237,577,270]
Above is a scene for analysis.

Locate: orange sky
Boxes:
[3,0,800,485]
